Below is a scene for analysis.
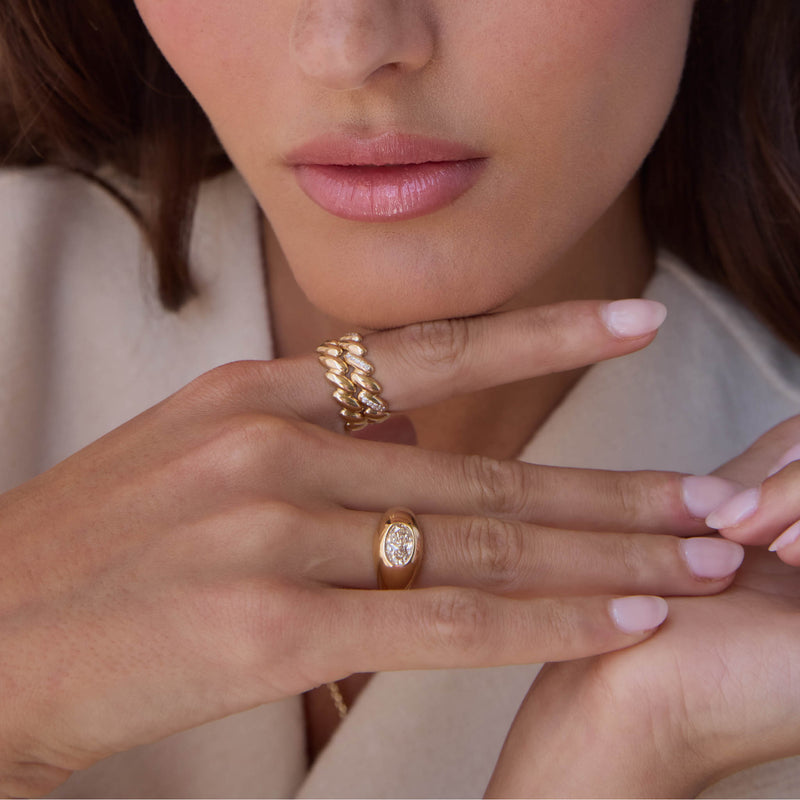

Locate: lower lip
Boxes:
[293,159,486,221]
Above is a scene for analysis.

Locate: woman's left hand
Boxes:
[486,415,800,798]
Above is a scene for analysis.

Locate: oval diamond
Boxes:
[383,523,416,567]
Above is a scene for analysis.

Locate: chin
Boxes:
[302,275,513,330]
[286,231,530,330]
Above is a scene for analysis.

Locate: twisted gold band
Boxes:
[317,333,390,432]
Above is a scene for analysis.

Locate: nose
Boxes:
[290,0,435,90]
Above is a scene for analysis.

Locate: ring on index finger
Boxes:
[374,508,423,590]
[317,333,390,432]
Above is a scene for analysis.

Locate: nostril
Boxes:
[290,0,434,91]
[294,34,395,90]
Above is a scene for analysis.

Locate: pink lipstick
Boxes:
[286,133,486,221]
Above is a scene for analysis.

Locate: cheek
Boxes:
[132,1,290,130]
[464,0,693,248]
[475,0,694,168]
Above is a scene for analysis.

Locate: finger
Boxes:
[352,298,667,412]
[198,416,733,535]
[711,414,800,487]
[226,298,667,429]
[770,521,800,566]
[302,510,743,596]
[708,460,800,560]
[312,587,669,676]
[292,430,729,534]
[303,512,744,597]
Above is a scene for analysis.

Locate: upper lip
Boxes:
[285,132,485,166]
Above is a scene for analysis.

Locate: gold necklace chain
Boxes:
[326,681,348,719]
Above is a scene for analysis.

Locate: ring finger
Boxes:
[298,509,745,596]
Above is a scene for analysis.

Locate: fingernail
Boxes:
[680,538,745,579]
[601,299,667,338]
[610,596,668,633]
[705,487,760,529]
[681,475,741,519]
[767,443,800,478]
[769,520,800,552]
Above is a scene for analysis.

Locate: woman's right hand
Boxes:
[0,298,741,797]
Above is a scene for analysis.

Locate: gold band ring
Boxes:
[316,333,390,432]
[374,508,423,590]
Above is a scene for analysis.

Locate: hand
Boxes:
[487,414,800,799]
[705,415,800,562]
[0,298,739,797]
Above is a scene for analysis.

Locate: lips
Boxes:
[286,133,487,221]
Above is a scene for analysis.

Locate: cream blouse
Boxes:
[1,167,799,798]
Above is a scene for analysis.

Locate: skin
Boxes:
[130,0,695,753]
[131,0,695,476]
[134,0,693,328]
[6,0,800,796]
[0,310,741,797]
[487,417,800,797]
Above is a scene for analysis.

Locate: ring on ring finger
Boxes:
[374,508,423,590]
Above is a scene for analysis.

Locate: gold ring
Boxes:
[316,332,390,432]
[374,508,423,590]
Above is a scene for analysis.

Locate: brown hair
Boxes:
[0,0,229,309]
[1,1,799,350]
[643,0,800,351]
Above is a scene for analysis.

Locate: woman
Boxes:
[0,0,798,797]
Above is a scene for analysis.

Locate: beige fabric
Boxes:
[1,167,799,797]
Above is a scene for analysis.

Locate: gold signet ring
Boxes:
[374,508,423,590]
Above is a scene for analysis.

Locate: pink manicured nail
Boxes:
[769,520,800,552]
[705,487,760,529]
[681,475,741,519]
[609,596,668,633]
[680,538,745,579]
[768,443,800,478]
[600,299,668,339]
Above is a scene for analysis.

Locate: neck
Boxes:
[263,180,654,458]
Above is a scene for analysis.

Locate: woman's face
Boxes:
[134,0,694,327]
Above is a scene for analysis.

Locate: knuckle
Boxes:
[200,414,306,484]
[462,455,529,517]
[607,471,654,530]
[169,411,325,507]
[177,360,268,410]
[613,534,648,582]
[398,317,470,375]
[521,306,572,370]
[533,305,570,349]
[422,588,489,658]
[254,502,319,565]
[463,517,526,593]
[216,500,305,561]
[204,578,309,691]
[537,598,584,655]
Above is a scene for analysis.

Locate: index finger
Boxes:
[255,297,667,428]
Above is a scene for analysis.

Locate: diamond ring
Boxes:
[317,333,390,432]
[374,508,423,590]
